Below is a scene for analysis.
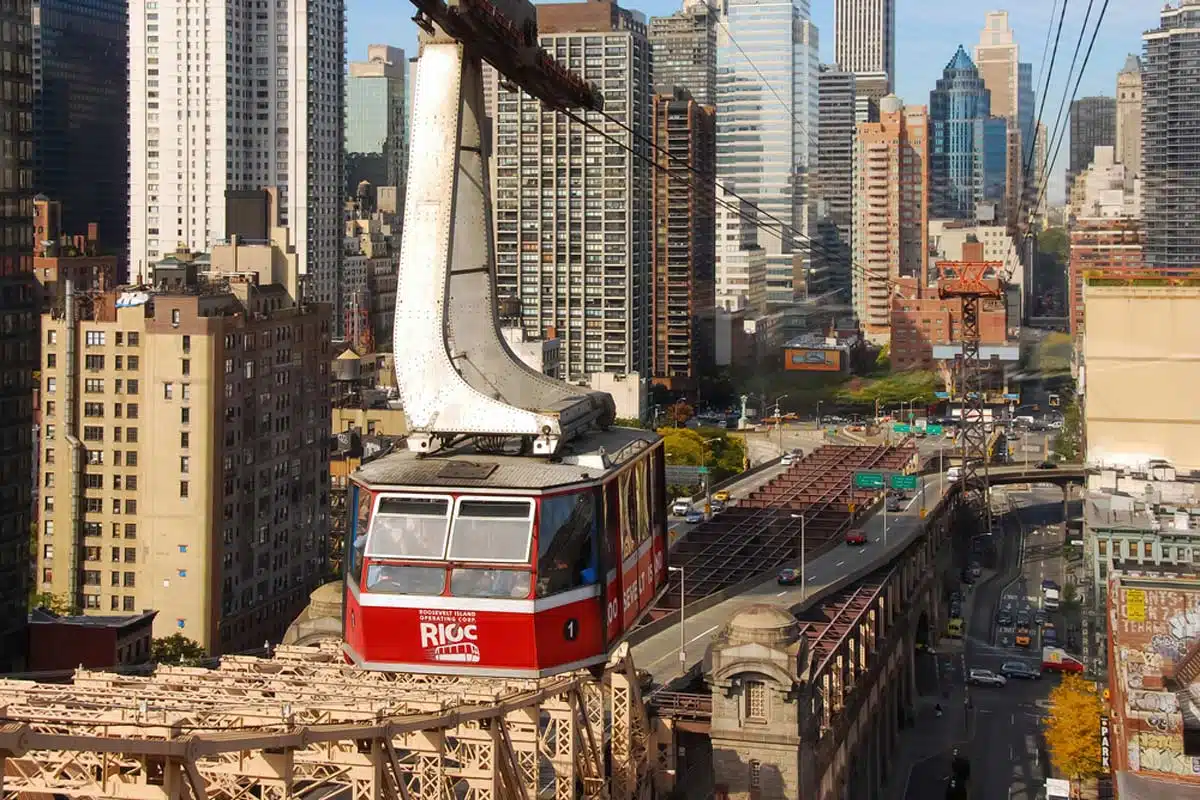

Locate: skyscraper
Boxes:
[833,0,894,118]
[346,45,407,198]
[852,95,927,342]
[1143,2,1200,267]
[127,0,344,299]
[814,65,856,298]
[716,0,819,306]
[32,0,127,267]
[1116,55,1143,180]
[650,91,715,391]
[492,0,652,379]
[973,12,1034,222]
[929,46,1004,221]
[648,0,716,105]
[1068,96,1116,191]
[0,0,34,670]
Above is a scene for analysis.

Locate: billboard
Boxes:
[785,348,842,372]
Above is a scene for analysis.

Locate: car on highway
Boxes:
[967,668,1007,687]
[777,567,802,586]
[684,509,704,524]
[1043,624,1058,646]
[710,499,727,513]
[885,493,902,512]
[1036,460,1057,469]
[1034,608,1047,625]
[996,610,1013,626]
[1015,610,1031,626]
[845,528,867,546]
[1000,661,1041,680]
[1042,579,1060,592]
[671,498,692,516]
[781,453,797,467]
[712,490,730,503]
[1015,626,1032,647]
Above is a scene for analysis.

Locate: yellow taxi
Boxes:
[713,490,730,502]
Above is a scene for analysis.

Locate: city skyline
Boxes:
[349,0,1152,205]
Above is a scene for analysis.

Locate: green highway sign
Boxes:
[697,466,709,475]
[926,424,944,436]
[893,423,912,433]
[854,472,886,490]
[890,474,919,491]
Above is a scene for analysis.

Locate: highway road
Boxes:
[635,472,954,685]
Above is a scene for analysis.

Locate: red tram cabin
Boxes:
[342,428,668,677]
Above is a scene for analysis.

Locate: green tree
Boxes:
[658,427,746,484]
[874,344,891,373]
[1045,674,1104,783]
[665,401,694,427]
[30,591,77,616]
[151,633,208,664]
[1052,398,1083,462]
[835,370,942,407]
[613,417,645,429]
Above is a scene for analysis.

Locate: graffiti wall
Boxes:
[1110,578,1200,782]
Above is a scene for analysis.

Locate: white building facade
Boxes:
[128,0,343,295]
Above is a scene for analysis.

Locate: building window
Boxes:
[46,377,56,394]
[111,595,120,611]
[127,403,139,419]
[46,353,56,368]
[84,595,101,609]
[124,596,136,612]
[85,378,104,393]
[126,427,138,443]
[182,383,190,401]
[44,448,54,464]
[85,331,106,347]
[85,546,101,561]
[85,355,105,370]
[42,568,52,584]
[182,334,191,353]
[127,451,138,467]
[113,475,122,490]
[124,548,136,564]
[126,523,137,539]
[745,680,766,721]
[83,570,100,586]
[128,332,139,346]
[126,475,138,490]
[43,518,53,535]
[84,402,104,417]
[45,400,55,416]
[47,330,56,345]
[749,760,762,789]
[181,431,189,448]
[127,379,139,394]
[83,426,104,442]
[181,407,190,424]
[180,481,189,498]
[44,472,54,488]
[178,569,188,578]
[178,544,187,553]
[124,572,136,587]
[180,456,190,473]
[163,382,174,400]
[182,359,190,376]
[125,499,137,515]
[128,355,140,370]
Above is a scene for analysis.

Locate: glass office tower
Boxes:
[716,0,818,305]
[930,45,996,221]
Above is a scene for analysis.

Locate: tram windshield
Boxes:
[366,496,451,560]
[447,499,534,562]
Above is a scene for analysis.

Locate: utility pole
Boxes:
[938,260,1006,533]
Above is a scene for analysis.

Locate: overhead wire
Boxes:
[1019,0,1072,222]
[1026,0,1098,216]
[1028,0,1112,219]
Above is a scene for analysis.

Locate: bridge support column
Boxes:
[1062,484,1071,540]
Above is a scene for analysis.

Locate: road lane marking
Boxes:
[688,625,719,645]
[775,590,787,597]
[836,560,845,567]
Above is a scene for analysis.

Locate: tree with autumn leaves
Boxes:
[1045,674,1105,785]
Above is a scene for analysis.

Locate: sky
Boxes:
[346,0,1164,204]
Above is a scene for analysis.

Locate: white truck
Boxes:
[1044,587,1060,611]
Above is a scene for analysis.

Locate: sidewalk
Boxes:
[888,567,996,799]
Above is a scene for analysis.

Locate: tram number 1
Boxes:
[563,618,579,642]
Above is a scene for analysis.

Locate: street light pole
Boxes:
[669,566,685,669]
[701,437,719,519]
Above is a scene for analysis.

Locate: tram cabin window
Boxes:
[450,567,531,599]
[366,564,447,595]
[447,499,534,562]
[367,496,451,560]
[537,491,599,597]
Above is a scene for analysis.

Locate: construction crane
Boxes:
[937,260,1006,531]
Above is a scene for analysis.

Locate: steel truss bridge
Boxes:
[0,643,656,800]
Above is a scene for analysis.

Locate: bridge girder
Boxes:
[0,643,654,800]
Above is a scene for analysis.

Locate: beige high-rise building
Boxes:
[974,11,1034,223]
[36,189,332,654]
[852,95,928,342]
[1116,54,1143,180]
